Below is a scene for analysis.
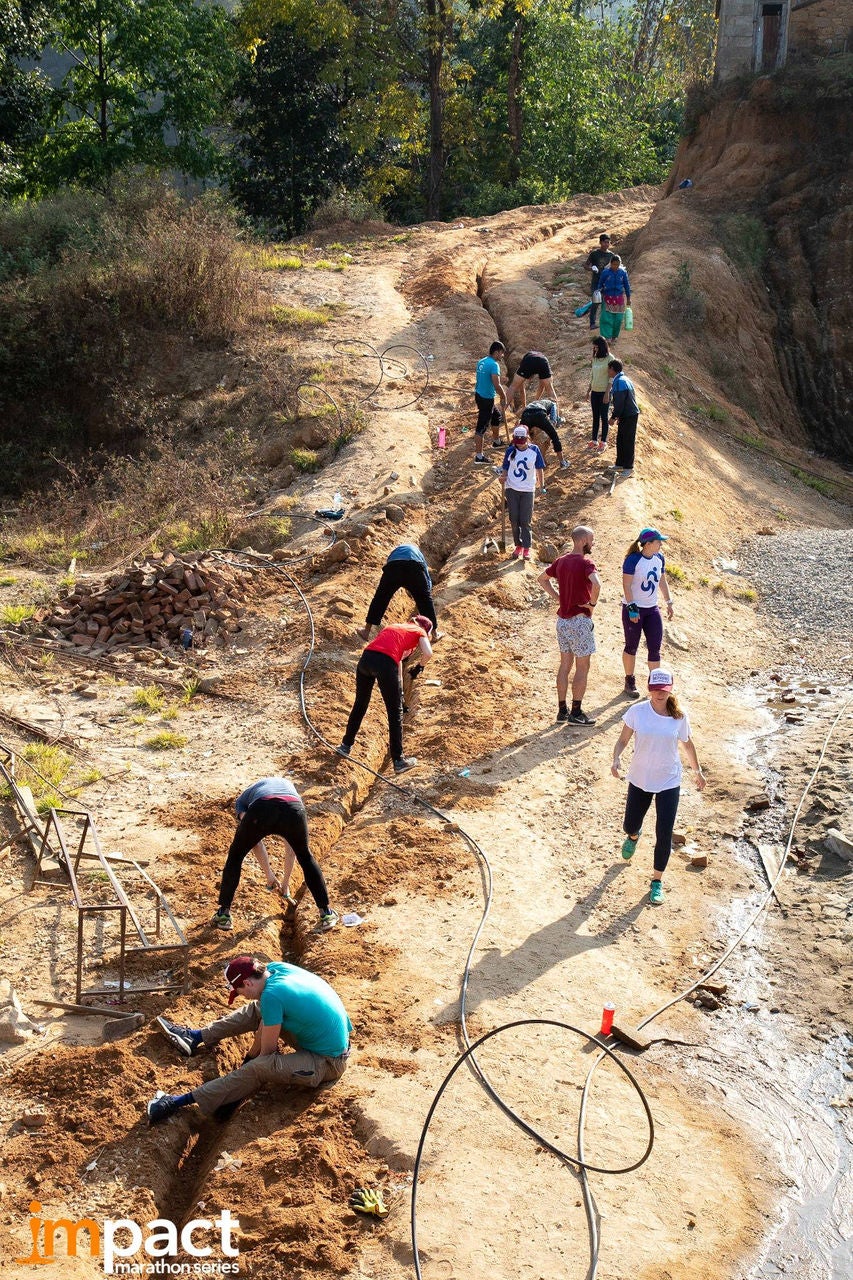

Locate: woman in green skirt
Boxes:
[598,255,631,344]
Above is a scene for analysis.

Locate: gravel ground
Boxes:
[738,526,853,659]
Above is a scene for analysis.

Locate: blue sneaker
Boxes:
[147,1094,182,1126]
[621,833,640,860]
[156,1016,202,1057]
[649,880,665,906]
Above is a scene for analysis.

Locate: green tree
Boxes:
[230,23,353,236]
[0,0,52,195]
[22,0,237,193]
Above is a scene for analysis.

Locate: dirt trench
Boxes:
[1,187,852,1280]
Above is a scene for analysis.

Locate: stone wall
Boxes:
[789,0,852,56]
[716,0,757,80]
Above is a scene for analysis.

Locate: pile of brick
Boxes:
[43,553,253,654]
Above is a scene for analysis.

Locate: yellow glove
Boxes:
[349,1187,389,1218]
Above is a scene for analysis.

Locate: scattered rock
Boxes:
[20,1112,48,1128]
[696,980,728,996]
[540,542,560,563]
[690,852,708,869]
[0,980,38,1043]
[665,625,690,651]
[697,993,720,1010]
[75,685,98,699]
[672,831,688,848]
[825,829,853,863]
[385,504,406,524]
[314,541,351,570]
[746,794,771,812]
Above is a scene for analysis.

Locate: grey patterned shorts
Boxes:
[556,615,596,657]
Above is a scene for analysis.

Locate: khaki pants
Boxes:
[193,1001,350,1117]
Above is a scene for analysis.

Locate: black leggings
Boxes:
[343,650,404,760]
[218,798,330,914]
[527,416,563,454]
[623,783,680,874]
[590,392,608,442]
[475,393,501,436]
[365,562,437,631]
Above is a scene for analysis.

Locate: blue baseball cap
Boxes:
[638,528,667,544]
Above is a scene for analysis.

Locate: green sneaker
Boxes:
[210,909,232,931]
[318,909,339,931]
[649,880,665,906]
[621,833,640,860]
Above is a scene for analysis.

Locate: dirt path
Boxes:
[0,189,851,1280]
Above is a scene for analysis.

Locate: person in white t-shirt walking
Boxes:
[610,669,705,906]
[500,423,546,561]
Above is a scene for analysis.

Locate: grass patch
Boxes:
[313,258,347,271]
[669,260,706,327]
[0,576,16,587]
[661,364,677,383]
[160,704,180,721]
[0,743,78,812]
[252,247,302,270]
[289,447,321,473]
[669,509,684,522]
[716,214,769,273]
[737,431,766,451]
[666,563,688,583]
[269,305,330,328]
[791,468,833,496]
[1,602,35,625]
[711,580,727,595]
[698,575,710,586]
[707,403,729,423]
[79,766,102,786]
[132,685,165,712]
[145,730,187,750]
[181,676,202,702]
[737,588,757,602]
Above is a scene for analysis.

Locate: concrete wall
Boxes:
[716,0,759,80]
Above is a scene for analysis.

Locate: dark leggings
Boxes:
[343,649,404,760]
[615,413,638,469]
[590,392,609,442]
[528,417,563,455]
[624,783,681,874]
[218,798,329,914]
[622,604,663,662]
[475,393,501,436]
[365,562,437,631]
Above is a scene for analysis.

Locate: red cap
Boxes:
[224,955,259,1004]
[412,615,433,635]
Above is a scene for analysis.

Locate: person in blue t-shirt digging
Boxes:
[210,779,338,934]
[358,543,441,642]
[149,955,353,1125]
[473,341,509,463]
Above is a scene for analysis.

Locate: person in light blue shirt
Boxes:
[358,543,440,642]
[149,955,352,1125]
[473,341,508,462]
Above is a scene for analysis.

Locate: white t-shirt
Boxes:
[623,700,690,792]
[622,550,666,608]
[503,443,545,492]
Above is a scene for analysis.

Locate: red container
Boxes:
[437,427,447,449]
[600,1003,615,1036]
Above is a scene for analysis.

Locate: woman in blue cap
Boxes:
[621,528,674,699]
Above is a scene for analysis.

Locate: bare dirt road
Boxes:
[1,188,851,1280]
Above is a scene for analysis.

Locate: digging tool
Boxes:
[608,468,618,497]
[499,489,507,551]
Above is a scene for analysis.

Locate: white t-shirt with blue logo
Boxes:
[622,550,666,608]
[502,444,545,492]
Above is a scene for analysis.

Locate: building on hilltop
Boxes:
[715,0,851,82]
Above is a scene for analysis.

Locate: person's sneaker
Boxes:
[560,458,570,469]
[318,909,339,931]
[511,546,522,559]
[491,440,504,449]
[210,909,232,931]
[597,441,607,452]
[356,626,370,642]
[586,440,598,450]
[649,880,665,906]
[621,468,634,477]
[621,834,640,860]
[556,707,569,722]
[336,742,351,757]
[474,454,487,464]
[147,1093,182,1126]
[624,679,641,701]
[156,1016,202,1057]
[566,710,596,725]
[393,756,417,775]
[522,548,530,561]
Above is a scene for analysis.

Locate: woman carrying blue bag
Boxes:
[598,254,631,343]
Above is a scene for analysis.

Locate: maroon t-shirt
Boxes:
[546,554,597,619]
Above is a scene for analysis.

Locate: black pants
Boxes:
[526,416,563,454]
[615,414,638,469]
[343,650,404,760]
[365,562,437,631]
[218,798,330,914]
[624,783,680,874]
[474,393,501,436]
[590,392,608,442]
[589,290,599,329]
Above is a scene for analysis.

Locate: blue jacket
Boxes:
[610,373,639,418]
[599,267,630,299]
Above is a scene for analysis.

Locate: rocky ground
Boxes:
[0,189,851,1280]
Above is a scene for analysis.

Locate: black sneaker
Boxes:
[336,742,351,757]
[624,680,641,701]
[556,707,569,722]
[474,454,487,464]
[393,757,417,775]
[147,1093,182,1126]
[566,710,597,725]
[490,440,504,449]
[156,1016,201,1057]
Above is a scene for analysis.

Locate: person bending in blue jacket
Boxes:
[359,543,440,641]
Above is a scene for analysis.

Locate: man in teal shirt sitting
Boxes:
[149,956,352,1124]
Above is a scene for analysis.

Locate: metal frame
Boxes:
[0,745,189,1004]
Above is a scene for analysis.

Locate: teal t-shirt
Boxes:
[259,961,352,1056]
[475,355,500,398]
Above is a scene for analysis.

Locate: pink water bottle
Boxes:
[437,427,447,449]
[600,1003,615,1036]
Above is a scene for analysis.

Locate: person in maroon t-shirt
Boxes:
[337,617,433,774]
[537,525,601,725]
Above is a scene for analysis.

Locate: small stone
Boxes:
[21,1112,48,1128]
[75,685,98,699]
[697,993,720,1010]
[825,829,853,863]
[690,852,708,869]
[671,831,688,847]
[385,504,406,524]
[746,794,771,812]
[666,625,690,652]
[388,471,399,481]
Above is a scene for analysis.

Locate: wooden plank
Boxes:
[30,998,139,1019]
[16,785,62,875]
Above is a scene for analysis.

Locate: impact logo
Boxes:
[17,1201,240,1275]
